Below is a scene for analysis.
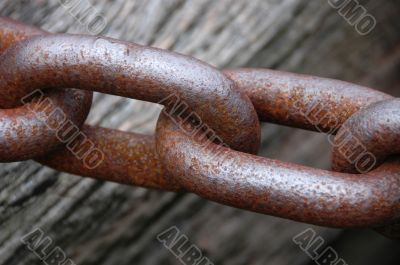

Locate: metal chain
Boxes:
[1,17,399,238]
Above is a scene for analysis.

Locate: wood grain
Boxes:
[1,1,399,264]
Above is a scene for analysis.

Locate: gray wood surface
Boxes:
[1,1,399,264]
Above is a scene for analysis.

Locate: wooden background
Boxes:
[1,0,399,264]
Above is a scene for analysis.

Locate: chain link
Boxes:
[1,17,399,238]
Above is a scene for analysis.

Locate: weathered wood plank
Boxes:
[1,0,399,264]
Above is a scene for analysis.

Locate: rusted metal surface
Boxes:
[38,69,399,193]
[1,17,399,237]
[0,17,44,52]
[0,17,92,161]
[154,70,400,229]
[224,68,393,132]
[330,99,400,237]
[39,69,400,228]
[332,99,400,173]
[155,111,400,228]
[0,33,260,154]
[37,125,181,192]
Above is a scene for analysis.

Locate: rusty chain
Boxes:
[1,17,399,239]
